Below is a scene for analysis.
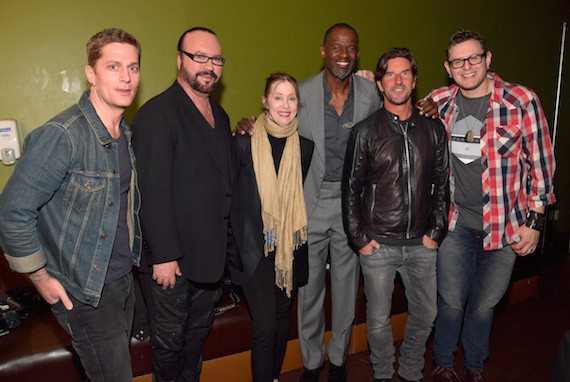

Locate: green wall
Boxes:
[1,0,568,233]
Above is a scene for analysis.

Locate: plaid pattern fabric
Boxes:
[428,73,556,250]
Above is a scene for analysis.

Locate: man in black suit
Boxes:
[131,27,236,382]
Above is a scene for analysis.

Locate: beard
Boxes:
[180,65,220,94]
[383,86,412,106]
[330,60,354,80]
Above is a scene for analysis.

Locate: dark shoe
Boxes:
[397,375,424,382]
[465,369,486,382]
[374,379,392,382]
[432,366,460,382]
[328,363,347,382]
[300,365,324,382]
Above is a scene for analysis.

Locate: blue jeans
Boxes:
[360,243,437,381]
[52,272,135,382]
[433,224,517,371]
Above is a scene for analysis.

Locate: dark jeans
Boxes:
[141,273,222,382]
[52,272,135,382]
[241,256,295,382]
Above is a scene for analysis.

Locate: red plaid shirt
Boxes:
[428,73,556,250]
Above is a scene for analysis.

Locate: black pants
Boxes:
[140,273,222,382]
[242,256,295,382]
[52,272,135,382]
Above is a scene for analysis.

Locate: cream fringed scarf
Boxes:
[251,112,308,297]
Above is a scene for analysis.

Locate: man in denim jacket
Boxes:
[0,28,142,382]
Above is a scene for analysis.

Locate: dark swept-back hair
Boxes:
[177,27,217,52]
[323,23,359,46]
[263,72,300,106]
[86,28,141,67]
[446,30,487,59]
[375,47,418,83]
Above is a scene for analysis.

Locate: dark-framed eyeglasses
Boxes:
[448,51,487,69]
[181,51,226,66]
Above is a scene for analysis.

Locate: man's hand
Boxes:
[28,268,73,310]
[233,116,256,136]
[153,261,182,290]
[510,225,541,256]
[355,69,375,82]
[422,235,439,249]
[417,98,439,119]
[359,239,380,255]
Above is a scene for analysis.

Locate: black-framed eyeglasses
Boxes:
[448,51,487,69]
[181,51,226,66]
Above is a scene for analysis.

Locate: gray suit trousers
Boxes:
[297,181,360,369]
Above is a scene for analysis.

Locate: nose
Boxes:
[120,67,131,83]
[395,74,402,84]
[203,58,215,70]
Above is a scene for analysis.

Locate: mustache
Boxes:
[196,70,218,80]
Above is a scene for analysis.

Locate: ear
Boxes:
[320,46,326,59]
[444,61,452,78]
[261,96,267,109]
[177,52,182,71]
[485,50,493,70]
[85,65,94,86]
[412,75,417,90]
[376,80,384,94]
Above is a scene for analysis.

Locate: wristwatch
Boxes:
[525,210,546,231]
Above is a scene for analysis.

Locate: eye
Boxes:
[289,97,297,102]
[196,55,207,61]
[347,46,357,53]
[129,66,139,72]
[274,96,281,101]
[109,64,118,70]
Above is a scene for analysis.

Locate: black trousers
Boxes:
[140,273,222,382]
[241,256,295,382]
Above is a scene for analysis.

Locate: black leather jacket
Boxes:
[342,106,449,252]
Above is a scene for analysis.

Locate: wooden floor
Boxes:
[279,252,570,382]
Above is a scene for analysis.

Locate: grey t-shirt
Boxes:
[450,91,490,230]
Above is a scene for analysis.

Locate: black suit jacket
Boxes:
[229,133,314,286]
[131,81,236,283]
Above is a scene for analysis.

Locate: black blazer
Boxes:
[131,81,237,283]
[229,133,314,287]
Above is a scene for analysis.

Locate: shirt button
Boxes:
[93,265,100,271]
[315,194,319,199]
[108,201,114,207]
[226,193,231,197]
[111,169,116,174]
[85,297,91,302]
[101,234,108,239]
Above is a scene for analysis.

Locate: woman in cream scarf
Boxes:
[229,72,314,382]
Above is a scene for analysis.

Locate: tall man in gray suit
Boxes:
[295,23,380,382]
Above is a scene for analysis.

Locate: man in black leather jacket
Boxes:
[341,48,449,382]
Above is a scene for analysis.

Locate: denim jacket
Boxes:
[0,92,142,307]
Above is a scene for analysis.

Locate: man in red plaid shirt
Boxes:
[428,30,556,382]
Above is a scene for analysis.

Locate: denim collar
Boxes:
[77,91,130,145]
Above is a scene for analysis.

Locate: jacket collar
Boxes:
[78,91,129,146]
[383,105,419,128]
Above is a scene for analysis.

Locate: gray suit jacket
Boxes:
[297,71,382,218]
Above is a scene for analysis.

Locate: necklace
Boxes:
[458,81,489,143]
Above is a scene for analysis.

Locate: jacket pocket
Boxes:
[64,173,106,212]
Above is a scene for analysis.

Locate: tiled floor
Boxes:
[279,251,570,382]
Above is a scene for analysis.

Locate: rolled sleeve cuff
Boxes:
[4,248,47,273]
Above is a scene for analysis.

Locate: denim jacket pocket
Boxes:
[64,173,106,212]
